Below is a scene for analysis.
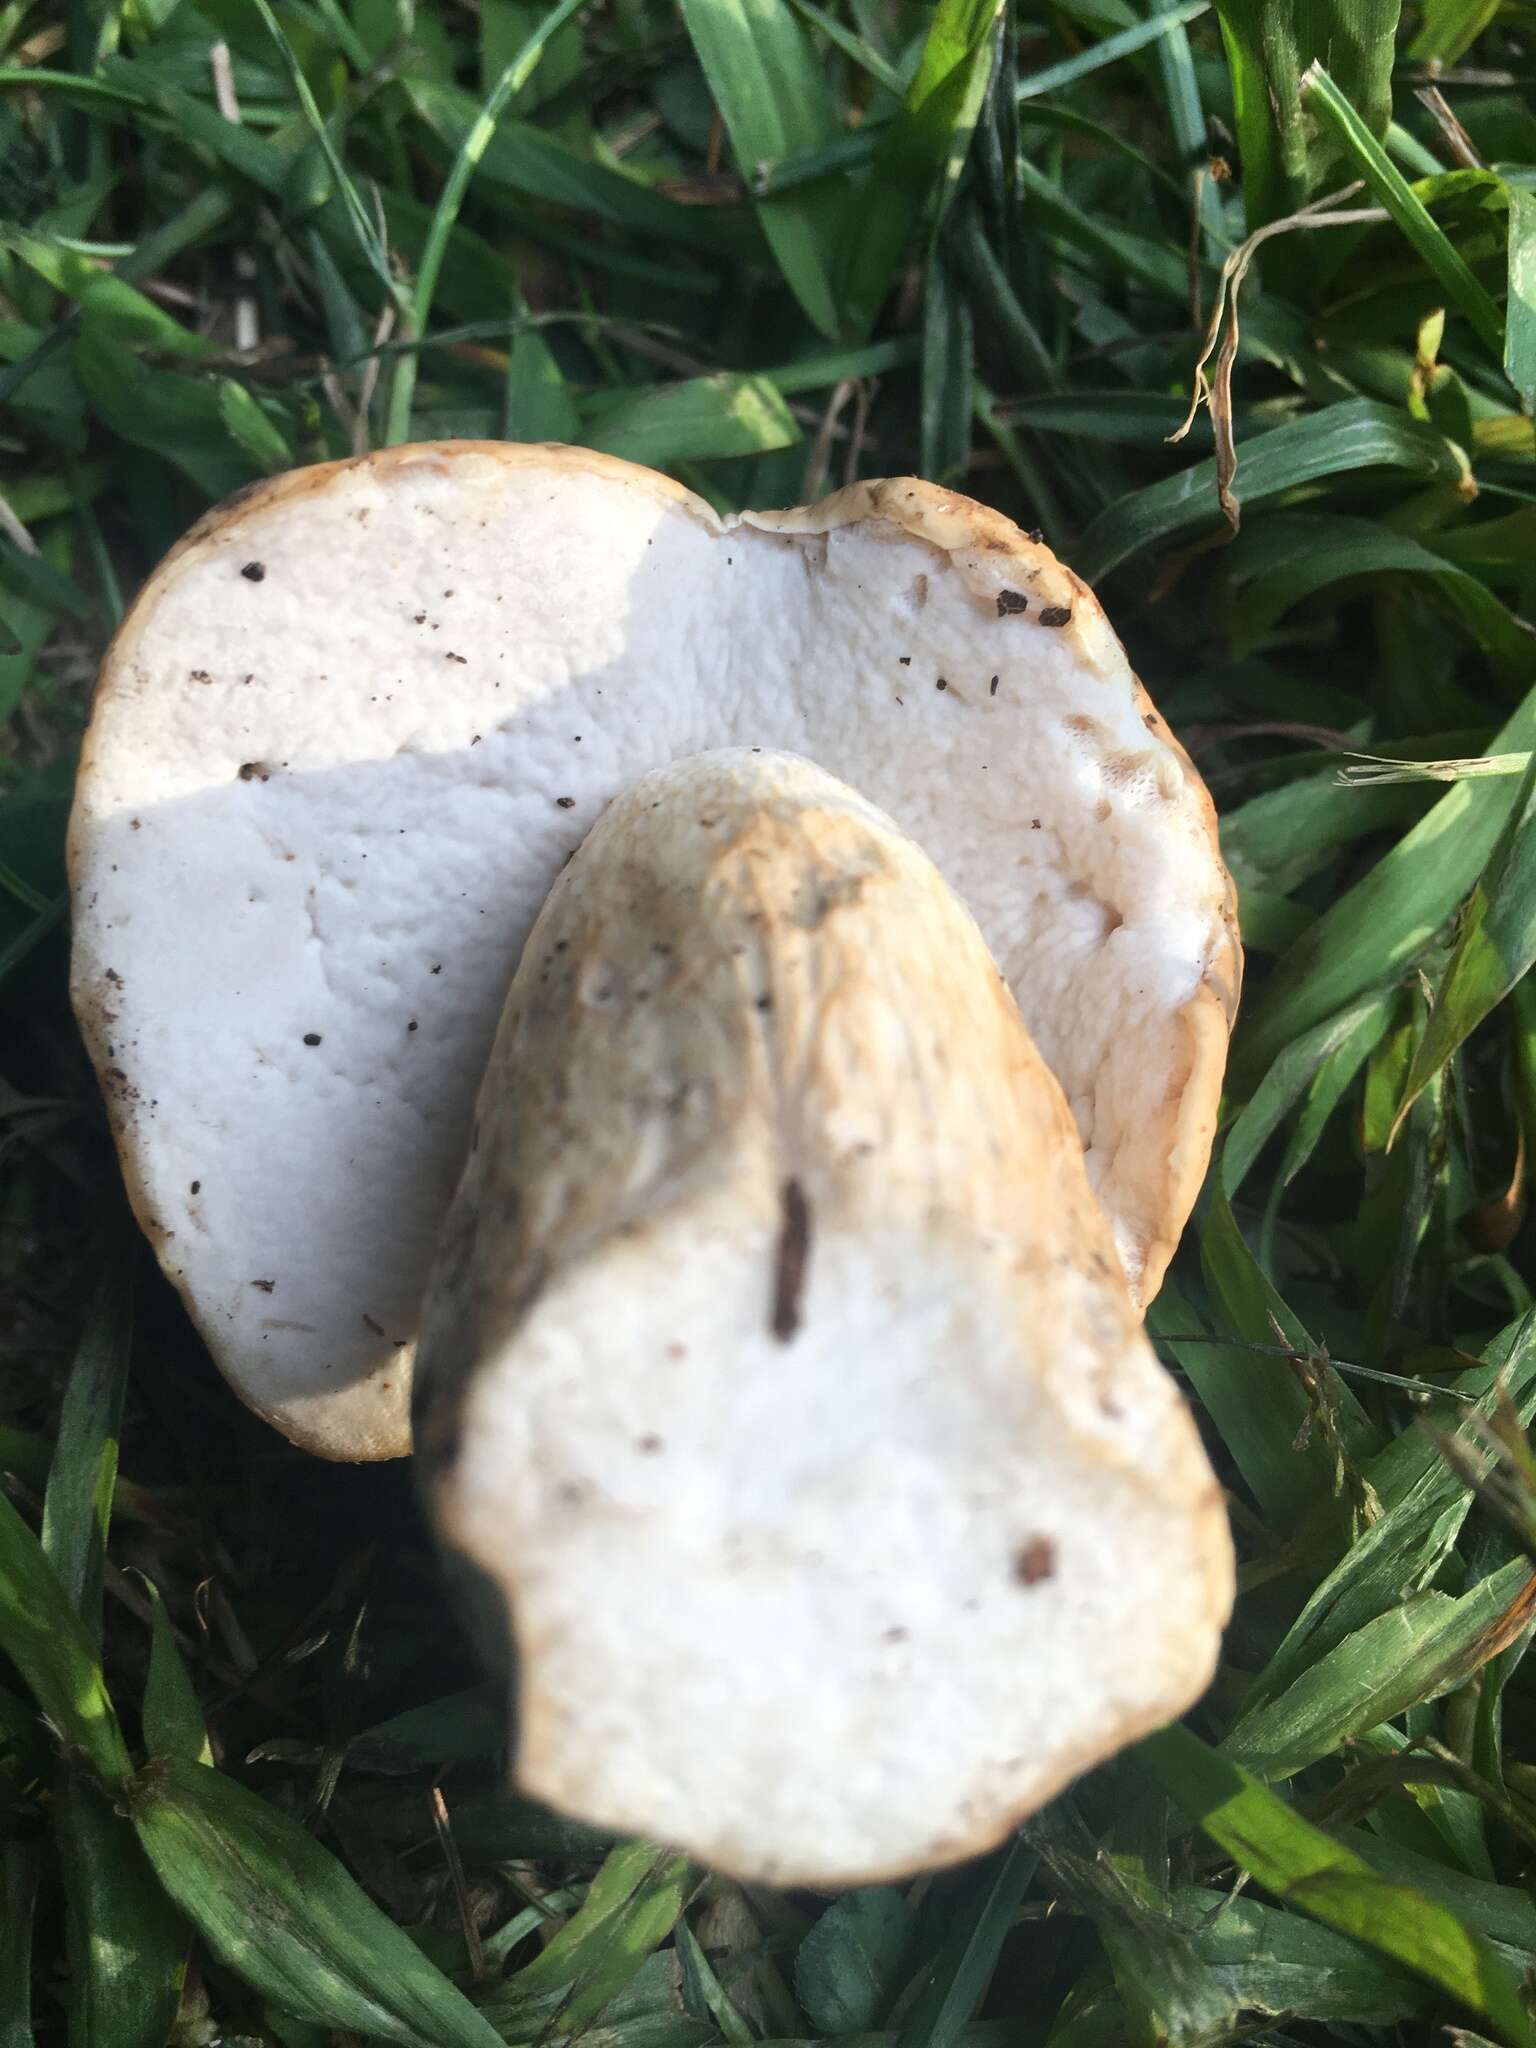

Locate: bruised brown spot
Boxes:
[251,1278,275,1294]
[240,561,266,582]
[555,796,576,809]
[996,589,1028,617]
[771,1179,812,1342]
[1013,1536,1056,1586]
[1039,604,1073,629]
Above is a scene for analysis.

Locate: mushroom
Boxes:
[414,746,1233,1885]
[68,443,1238,1461]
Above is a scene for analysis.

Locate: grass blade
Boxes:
[1139,1724,1536,2045]
[1393,756,1536,1133]
[0,1485,130,1786]
[55,1767,188,2048]
[128,1756,507,2048]
[1302,63,1505,357]
[895,1835,1039,2048]
[40,1232,133,1654]
[492,1839,695,2034]
[1225,1557,1536,1781]
[842,0,1000,337]
[385,0,586,445]
[1213,0,1400,238]
[584,374,800,465]
[1504,182,1536,417]
[142,1580,212,1767]
[0,1838,37,2048]
[1236,677,1536,1088]
[795,1889,914,2033]
[921,254,973,484]
[1074,400,1464,581]
[678,0,846,337]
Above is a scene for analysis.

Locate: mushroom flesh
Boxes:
[68,445,1238,1462]
[415,747,1234,1886]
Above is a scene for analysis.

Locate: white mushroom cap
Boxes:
[68,444,1238,1460]
[418,748,1234,1886]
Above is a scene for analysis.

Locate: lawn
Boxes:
[6,0,1536,2041]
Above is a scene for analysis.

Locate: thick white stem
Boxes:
[417,749,1231,1886]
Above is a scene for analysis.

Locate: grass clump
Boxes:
[6,0,1536,2041]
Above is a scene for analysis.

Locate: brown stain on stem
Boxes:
[771,1178,812,1343]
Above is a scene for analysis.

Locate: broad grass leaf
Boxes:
[1303,65,1505,358]
[1,1837,37,2048]
[0,537,90,620]
[504,327,579,443]
[1275,997,1397,1187]
[1221,772,1428,898]
[1013,154,1190,300]
[1170,1885,1436,2025]
[1394,755,1536,1133]
[142,1580,212,1766]
[894,1835,1038,2048]
[584,375,800,465]
[1344,1824,1536,1957]
[1506,184,1536,404]
[1202,1183,1380,1455]
[921,255,973,484]
[796,1888,915,2034]
[497,1839,695,2035]
[675,1919,755,2045]
[1138,1725,1536,2045]
[0,1486,130,1785]
[1150,1283,1322,1523]
[9,234,223,357]
[440,1792,617,1863]
[1225,512,1535,687]
[1225,1557,1536,1780]
[1074,400,1463,582]
[55,1768,188,2048]
[1030,1806,1239,2047]
[1408,0,1502,62]
[1235,674,1536,1089]
[72,324,256,500]
[1224,991,1395,1196]
[127,1756,507,2048]
[843,0,1000,336]
[38,1235,131,1655]
[402,77,740,257]
[348,1686,502,1772]
[1212,0,1399,234]
[217,379,294,474]
[677,0,845,335]
[1245,1315,1536,1710]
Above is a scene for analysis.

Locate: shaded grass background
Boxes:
[7,0,1536,2040]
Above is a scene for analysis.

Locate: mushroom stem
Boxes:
[415,748,1232,1887]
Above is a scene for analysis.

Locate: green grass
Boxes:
[5,0,1536,2040]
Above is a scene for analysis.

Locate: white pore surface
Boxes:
[72,451,1224,1454]
[450,1204,1221,1882]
